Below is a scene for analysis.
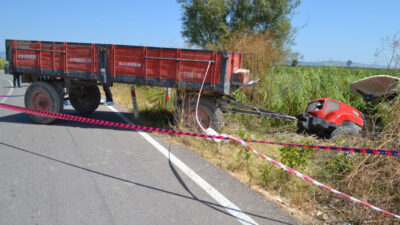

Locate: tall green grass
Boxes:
[231,66,392,128]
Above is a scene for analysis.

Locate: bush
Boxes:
[279,144,314,169]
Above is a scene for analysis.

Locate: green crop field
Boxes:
[252,66,390,113]
[227,66,393,131]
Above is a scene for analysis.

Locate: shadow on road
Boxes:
[166,142,293,225]
[0,140,294,225]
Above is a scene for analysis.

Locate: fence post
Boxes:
[130,85,139,119]
[165,88,172,105]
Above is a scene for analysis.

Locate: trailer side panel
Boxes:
[6,39,249,95]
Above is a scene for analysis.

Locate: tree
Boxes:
[177,0,300,52]
[375,31,400,74]
[346,60,352,67]
[291,59,298,67]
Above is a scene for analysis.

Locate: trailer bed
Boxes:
[5,40,250,95]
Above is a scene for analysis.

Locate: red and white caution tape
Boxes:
[242,139,400,157]
[195,61,212,133]
[0,95,399,157]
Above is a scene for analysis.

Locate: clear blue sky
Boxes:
[1,0,399,65]
[292,0,400,65]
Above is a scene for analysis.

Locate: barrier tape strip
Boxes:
[1,95,398,157]
[242,139,400,157]
[0,102,399,219]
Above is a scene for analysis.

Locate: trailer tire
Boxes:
[69,85,101,115]
[25,81,63,124]
[175,97,224,131]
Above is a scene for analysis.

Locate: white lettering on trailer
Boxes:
[69,57,92,63]
[118,61,141,68]
[183,71,202,79]
[17,54,37,60]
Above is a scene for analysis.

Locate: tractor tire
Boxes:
[24,81,63,124]
[69,85,101,115]
[330,123,362,139]
[174,97,224,132]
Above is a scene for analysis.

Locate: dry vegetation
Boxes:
[211,31,279,76]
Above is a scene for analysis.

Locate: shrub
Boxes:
[279,144,314,169]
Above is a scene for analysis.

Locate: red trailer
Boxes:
[5,39,295,129]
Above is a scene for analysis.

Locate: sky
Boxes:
[1,0,399,65]
[291,0,400,65]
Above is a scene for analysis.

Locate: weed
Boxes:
[324,154,354,181]
[260,164,275,188]
[279,143,314,169]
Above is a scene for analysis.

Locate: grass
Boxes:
[110,66,400,224]
[0,59,5,70]
[109,83,175,128]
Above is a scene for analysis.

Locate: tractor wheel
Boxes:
[24,81,63,124]
[69,85,101,115]
[175,97,224,132]
[330,123,362,139]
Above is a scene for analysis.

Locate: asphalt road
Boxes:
[0,71,302,225]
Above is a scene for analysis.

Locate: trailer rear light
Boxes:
[233,69,250,84]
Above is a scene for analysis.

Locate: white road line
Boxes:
[0,75,14,103]
[104,103,258,225]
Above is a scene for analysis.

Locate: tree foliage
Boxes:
[177,0,300,51]
[291,59,299,67]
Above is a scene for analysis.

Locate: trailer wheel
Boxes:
[330,123,362,139]
[175,97,224,131]
[69,85,101,115]
[25,81,63,124]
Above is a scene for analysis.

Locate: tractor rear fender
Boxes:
[324,111,363,127]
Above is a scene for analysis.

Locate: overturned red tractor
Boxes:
[296,98,364,139]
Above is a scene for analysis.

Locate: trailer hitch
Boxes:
[217,97,297,122]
